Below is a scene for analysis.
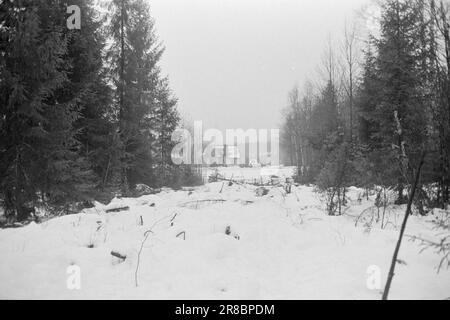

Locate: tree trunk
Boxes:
[382,152,426,300]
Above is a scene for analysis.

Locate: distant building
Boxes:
[212,145,240,165]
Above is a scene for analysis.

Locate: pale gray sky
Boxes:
[149,0,371,131]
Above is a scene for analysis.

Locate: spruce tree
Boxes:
[367,0,428,201]
[0,0,72,219]
[108,0,179,189]
[151,78,180,187]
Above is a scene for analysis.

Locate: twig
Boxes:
[170,212,178,226]
[176,231,186,240]
[407,234,450,273]
[135,215,172,287]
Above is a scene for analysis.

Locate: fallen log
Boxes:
[105,206,130,213]
[111,251,127,260]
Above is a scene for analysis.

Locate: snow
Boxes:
[0,167,449,300]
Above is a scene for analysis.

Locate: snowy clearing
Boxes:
[0,167,449,300]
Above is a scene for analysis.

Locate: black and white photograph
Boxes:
[0,0,450,303]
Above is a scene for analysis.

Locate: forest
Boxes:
[281,0,450,216]
[0,0,200,223]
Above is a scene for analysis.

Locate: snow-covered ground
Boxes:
[0,167,449,300]
[205,166,296,184]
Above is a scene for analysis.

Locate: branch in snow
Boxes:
[176,231,186,240]
[135,215,174,287]
[111,251,126,261]
[407,234,450,273]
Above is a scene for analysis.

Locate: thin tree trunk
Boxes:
[382,152,426,300]
[119,0,129,192]
[103,155,111,188]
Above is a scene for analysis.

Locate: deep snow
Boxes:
[0,167,449,300]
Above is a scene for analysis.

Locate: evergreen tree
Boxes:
[362,0,428,202]
[151,78,180,187]
[62,0,115,192]
[108,0,179,189]
[357,40,381,146]
[0,0,77,219]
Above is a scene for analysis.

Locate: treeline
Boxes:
[281,0,450,215]
[0,0,196,222]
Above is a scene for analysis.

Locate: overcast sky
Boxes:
[149,0,372,131]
